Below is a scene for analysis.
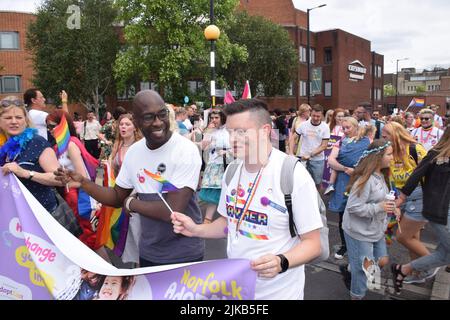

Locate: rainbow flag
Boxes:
[53,114,70,156]
[407,98,425,108]
[143,169,179,192]
[95,162,129,256]
[241,80,252,99]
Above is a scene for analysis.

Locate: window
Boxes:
[324,47,332,64]
[140,82,150,90]
[287,82,294,96]
[299,46,307,63]
[299,81,307,97]
[377,65,382,78]
[310,48,316,64]
[0,32,19,49]
[0,76,21,93]
[324,81,332,97]
[188,81,197,94]
[374,88,382,101]
[117,84,136,100]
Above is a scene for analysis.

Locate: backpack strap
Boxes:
[409,143,418,165]
[224,160,241,186]
[280,155,300,237]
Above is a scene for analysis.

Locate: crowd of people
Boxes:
[1,88,449,300]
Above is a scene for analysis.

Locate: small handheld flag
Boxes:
[53,114,70,156]
[143,169,179,192]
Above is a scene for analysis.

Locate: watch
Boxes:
[277,254,289,273]
[28,171,35,180]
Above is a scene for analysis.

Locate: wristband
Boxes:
[125,196,134,212]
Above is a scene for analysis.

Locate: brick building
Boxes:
[240,0,384,112]
[0,11,35,100]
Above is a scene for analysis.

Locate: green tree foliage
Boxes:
[114,0,246,103]
[383,84,395,96]
[27,0,120,115]
[416,85,426,94]
[220,11,298,97]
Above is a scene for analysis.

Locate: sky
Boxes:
[2,0,449,74]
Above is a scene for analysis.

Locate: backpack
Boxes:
[225,155,330,264]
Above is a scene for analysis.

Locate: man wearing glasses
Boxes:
[412,109,444,151]
[56,90,204,267]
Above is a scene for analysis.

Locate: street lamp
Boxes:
[204,0,220,107]
[395,57,409,109]
[307,4,326,105]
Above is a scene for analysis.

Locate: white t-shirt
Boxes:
[116,132,204,263]
[183,118,193,131]
[81,120,102,140]
[218,149,323,300]
[434,114,443,128]
[411,126,444,151]
[295,120,330,161]
[205,126,230,165]
[29,109,48,140]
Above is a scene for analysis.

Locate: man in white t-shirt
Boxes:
[56,90,204,266]
[171,99,322,300]
[430,104,444,129]
[412,108,444,151]
[80,111,102,159]
[292,104,330,189]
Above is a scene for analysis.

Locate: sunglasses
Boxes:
[420,117,431,121]
[1,99,24,108]
[141,108,169,123]
[47,123,57,131]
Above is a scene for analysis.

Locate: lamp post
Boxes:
[204,0,220,108]
[307,4,326,105]
[395,57,409,109]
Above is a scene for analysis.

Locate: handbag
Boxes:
[50,191,83,238]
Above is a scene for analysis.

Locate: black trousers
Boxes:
[84,139,100,159]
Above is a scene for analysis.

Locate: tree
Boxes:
[113,0,246,103]
[416,85,426,94]
[220,11,298,97]
[383,84,395,97]
[27,0,120,116]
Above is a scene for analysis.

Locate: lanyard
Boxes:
[419,127,433,144]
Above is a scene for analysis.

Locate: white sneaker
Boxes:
[362,259,381,290]
[324,184,335,195]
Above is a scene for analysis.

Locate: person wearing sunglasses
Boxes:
[411,109,444,151]
[55,90,204,267]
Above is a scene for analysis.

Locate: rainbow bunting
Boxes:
[53,114,70,156]
[143,169,179,192]
[95,162,129,256]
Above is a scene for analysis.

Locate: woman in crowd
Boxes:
[391,125,450,293]
[288,103,311,156]
[325,109,335,125]
[0,97,61,213]
[381,122,436,283]
[325,108,346,194]
[198,109,230,224]
[343,139,395,299]
[328,117,371,260]
[405,112,416,133]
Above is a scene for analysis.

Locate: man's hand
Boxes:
[60,90,68,102]
[251,254,282,278]
[171,211,199,237]
[301,154,311,161]
[54,167,84,188]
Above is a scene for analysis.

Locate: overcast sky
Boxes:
[2,0,449,73]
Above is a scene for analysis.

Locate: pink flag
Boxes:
[224,90,235,104]
[241,80,252,99]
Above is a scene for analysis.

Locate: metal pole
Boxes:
[395,59,399,108]
[307,9,311,105]
[210,0,215,107]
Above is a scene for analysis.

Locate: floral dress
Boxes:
[99,119,116,160]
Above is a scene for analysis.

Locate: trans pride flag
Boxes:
[95,162,129,256]
[53,114,70,156]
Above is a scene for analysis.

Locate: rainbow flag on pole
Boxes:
[53,114,70,156]
[143,169,179,192]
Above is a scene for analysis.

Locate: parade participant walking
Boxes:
[198,109,230,224]
[55,90,204,267]
[412,109,444,151]
[171,99,323,300]
[288,104,310,156]
[328,117,371,259]
[80,111,102,159]
[291,104,330,189]
[391,125,450,293]
[343,139,395,299]
[381,122,434,283]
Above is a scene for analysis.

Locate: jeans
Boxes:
[304,159,325,186]
[411,209,450,272]
[344,231,388,299]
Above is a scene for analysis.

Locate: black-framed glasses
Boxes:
[1,99,24,108]
[141,108,169,123]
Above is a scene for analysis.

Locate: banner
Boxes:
[0,173,256,300]
[321,135,342,188]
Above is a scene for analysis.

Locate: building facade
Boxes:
[0,11,36,100]
[239,0,384,111]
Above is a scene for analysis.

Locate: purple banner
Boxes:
[321,135,342,188]
[0,173,256,300]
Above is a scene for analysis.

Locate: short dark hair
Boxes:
[273,108,283,117]
[113,106,127,120]
[223,99,271,126]
[209,108,227,125]
[23,88,39,107]
[289,107,296,113]
[311,104,324,113]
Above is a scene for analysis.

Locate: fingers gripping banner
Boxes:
[0,173,256,300]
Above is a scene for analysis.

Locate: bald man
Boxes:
[56,90,204,267]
